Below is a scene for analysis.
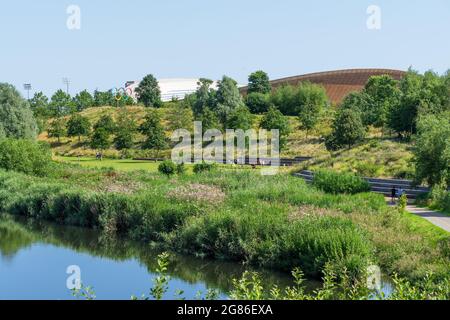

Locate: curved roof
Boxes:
[240,68,406,105]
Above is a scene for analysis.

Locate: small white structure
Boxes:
[125,78,219,102]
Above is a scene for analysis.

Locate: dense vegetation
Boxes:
[313,170,371,194]
[0,161,448,284]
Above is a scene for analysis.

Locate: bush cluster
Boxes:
[313,170,371,194]
[0,139,52,176]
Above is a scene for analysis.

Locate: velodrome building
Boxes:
[126,69,405,104]
[240,68,406,105]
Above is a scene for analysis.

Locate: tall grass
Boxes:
[0,168,376,279]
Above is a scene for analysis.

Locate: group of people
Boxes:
[391,186,406,203]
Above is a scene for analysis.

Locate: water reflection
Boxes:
[0,214,295,300]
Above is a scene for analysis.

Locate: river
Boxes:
[0,215,299,300]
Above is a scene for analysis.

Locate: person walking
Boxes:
[391,186,397,204]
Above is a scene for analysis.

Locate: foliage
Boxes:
[247,70,271,95]
[363,75,401,129]
[47,118,66,142]
[226,105,254,130]
[192,78,217,116]
[72,284,97,300]
[0,167,448,284]
[0,139,52,176]
[150,252,171,300]
[93,90,114,107]
[215,76,245,125]
[398,194,408,212]
[260,106,291,149]
[66,114,91,142]
[49,89,75,116]
[193,161,217,174]
[114,112,137,150]
[270,84,297,115]
[326,108,366,150]
[0,83,38,139]
[93,115,116,133]
[200,107,220,133]
[414,112,450,187]
[158,160,177,177]
[90,127,111,150]
[176,163,187,175]
[29,92,50,118]
[245,92,271,114]
[313,170,371,194]
[296,82,328,136]
[165,102,194,132]
[136,74,162,108]
[139,110,168,150]
[74,90,94,111]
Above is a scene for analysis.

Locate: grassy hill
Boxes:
[39,106,415,178]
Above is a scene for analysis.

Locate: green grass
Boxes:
[0,163,448,283]
[41,106,415,179]
[403,211,450,244]
[56,156,161,172]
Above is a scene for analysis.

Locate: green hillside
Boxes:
[39,105,414,178]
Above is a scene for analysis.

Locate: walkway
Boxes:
[405,205,450,233]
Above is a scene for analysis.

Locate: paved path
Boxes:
[405,205,450,232]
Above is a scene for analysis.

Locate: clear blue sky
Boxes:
[1,0,449,97]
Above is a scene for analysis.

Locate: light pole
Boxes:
[23,83,32,100]
[62,77,70,94]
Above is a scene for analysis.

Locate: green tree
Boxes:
[363,75,401,129]
[114,112,137,150]
[247,70,271,94]
[296,82,328,137]
[66,114,91,142]
[192,78,216,116]
[414,112,450,187]
[49,89,76,116]
[94,115,116,133]
[136,74,162,107]
[270,84,297,115]
[215,76,245,125]
[260,106,291,149]
[227,105,254,130]
[139,110,168,151]
[47,118,66,143]
[74,90,94,111]
[0,83,38,139]
[200,107,220,134]
[29,92,50,118]
[245,92,271,114]
[93,90,114,106]
[326,108,366,150]
[90,127,111,152]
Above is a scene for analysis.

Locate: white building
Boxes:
[125,78,219,102]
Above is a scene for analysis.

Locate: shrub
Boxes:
[0,139,52,176]
[193,162,216,174]
[158,160,176,176]
[176,163,186,175]
[313,170,371,195]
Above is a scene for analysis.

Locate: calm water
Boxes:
[0,215,296,300]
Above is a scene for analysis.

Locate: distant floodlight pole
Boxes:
[62,77,70,94]
[23,84,32,100]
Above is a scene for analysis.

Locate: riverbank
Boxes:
[0,163,448,284]
[0,215,297,299]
